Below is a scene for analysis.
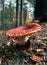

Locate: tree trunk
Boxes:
[1,0,5,30]
[34,0,47,22]
[20,0,24,26]
[16,0,19,27]
[9,1,12,21]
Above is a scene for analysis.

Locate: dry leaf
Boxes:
[27,46,33,51]
[36,49,44,52]
[30,55,43,62]
[0,57,2,64]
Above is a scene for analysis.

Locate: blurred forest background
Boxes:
[0,0,35,30]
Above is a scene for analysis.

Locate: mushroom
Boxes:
[6,23,41,45]
[30,55,43,63]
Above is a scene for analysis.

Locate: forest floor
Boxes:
[0,22,47,65]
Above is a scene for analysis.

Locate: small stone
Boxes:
[7,42,11,46]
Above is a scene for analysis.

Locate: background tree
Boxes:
[34,0,47,22]
[16,0,19,27]
[1,0,5,30]
[0,0,35,30]
[28,0,35,5]
[1,0,15,30]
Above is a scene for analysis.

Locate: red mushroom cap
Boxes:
[6,23,41,37]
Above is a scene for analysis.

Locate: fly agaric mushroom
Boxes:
[6,23,41,45]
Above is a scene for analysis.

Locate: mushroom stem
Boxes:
[17,36,29,45]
